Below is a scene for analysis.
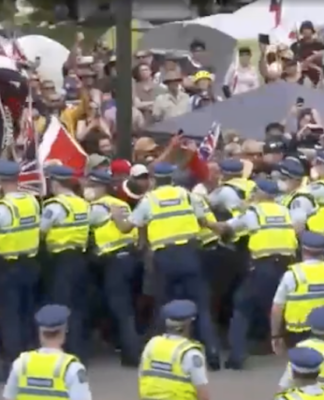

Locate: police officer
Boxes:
[41,165,90,362]
[278,159,322,232]
[88,168,140,366]
[275,347,324,400]
[213,179,297,369]
[3,304,92,400]
[0,160,41,380]
[110,162,221,369]
[271,231,324,353]
[207,158,255,212]
[139,299,209,400]
[279,306,324,390]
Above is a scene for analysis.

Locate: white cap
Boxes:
[130,164,149,177]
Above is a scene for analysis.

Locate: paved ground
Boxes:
[88,352,286,400]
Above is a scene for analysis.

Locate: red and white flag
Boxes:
[269,0,283,28]
[39,116,88,176]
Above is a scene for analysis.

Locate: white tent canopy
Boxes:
[186,1,324,42]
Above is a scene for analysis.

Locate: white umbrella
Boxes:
[17,34,69,90]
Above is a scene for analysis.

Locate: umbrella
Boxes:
[145,81,324,140]
[17,35,69,91]
[100,19,154,52]
[138,20,237,83]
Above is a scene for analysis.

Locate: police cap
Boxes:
[45,165,74,181]
[288,347,323,374]
[279,159,304,179]
[162,300,197,321]
[0,160,20,180]
[87,168,112,184]
[254,179,279,196]
[300,231,324,253]
[307,307,324,334]
[35,304,70,331]
[153,162,176,178]
[219,159,243,175]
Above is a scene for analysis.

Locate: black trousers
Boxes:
[285,330,311,348]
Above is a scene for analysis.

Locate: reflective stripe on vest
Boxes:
[92,195,138,255]
[140,339,195,383]
[147,186,199,250]
[139,336,199,400]
[285,262,324,332]
[44,194,89,253]
[248,202,297,259]
[17,351,77,400]
[0,194,40,259]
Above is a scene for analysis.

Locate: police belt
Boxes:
[250,254,295,271]
[154,238,199,252]
[202,240,218,251]
[100,244,136,258]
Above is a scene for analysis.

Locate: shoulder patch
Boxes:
[77,369,88,383]
[192,354,203,368]
[310,183,323,191]
[290,199,301,209]
[43,209,54,219]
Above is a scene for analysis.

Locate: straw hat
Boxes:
[133,137,158,153]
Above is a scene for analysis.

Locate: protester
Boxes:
[223,47,259,96]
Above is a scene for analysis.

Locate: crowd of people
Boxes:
[1,10,324,400]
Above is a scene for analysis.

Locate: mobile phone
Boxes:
[177,129,184,135]
[296,97,304,107]
[258,34,270,45]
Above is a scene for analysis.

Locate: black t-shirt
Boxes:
[291,39,324,60]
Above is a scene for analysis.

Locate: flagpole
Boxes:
[114,0,133,160]
[27,84,45,196]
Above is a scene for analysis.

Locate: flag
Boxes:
[18,115,46,196]
[269,0,283,27]
[39,116,88,176]
[18,159,45,196]
[198,121,221,161]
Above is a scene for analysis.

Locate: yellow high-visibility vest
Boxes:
[17,350,77,400]
[0,193,40,259]
[92,195,138,255]
[193,194,218,246]
[248,202,297,259]
[139,335,201,400]
[223,177,256,202]
[276,387,324,400]
[285,261,324,332]
[147,185,199,251]
[281,188,324,235]
[281,187,316,210]
[44,194,89,253]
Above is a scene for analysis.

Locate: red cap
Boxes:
[110,159,131,175]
